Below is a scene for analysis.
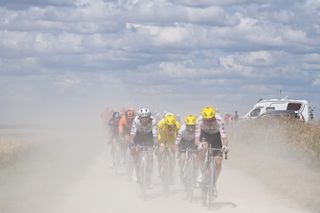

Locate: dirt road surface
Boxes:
[0,124,316,213]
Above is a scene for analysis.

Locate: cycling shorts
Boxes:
[200,130,222,157]
[134,131,154,147]
[178,139,197,153]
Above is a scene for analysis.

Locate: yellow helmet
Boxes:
[185,115,197,125]
[201,106,216,119]
[164,113,176,126]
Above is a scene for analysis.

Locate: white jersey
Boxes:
[195,113,226,143]
[130,116,158,140]
[175,123,197,145]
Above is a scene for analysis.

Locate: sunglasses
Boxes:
[140,117,149,123]
[165,124,175,130]
[203,118,215,124]
[186,125,196,131]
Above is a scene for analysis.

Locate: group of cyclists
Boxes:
[103,106,229,207]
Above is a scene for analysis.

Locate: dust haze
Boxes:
[0,96,319,213]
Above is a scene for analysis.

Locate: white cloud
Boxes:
[304,53,320,63]
[173,0,270,7]
[313,77,320,86]
[158,62,197,77]
[1,0,320,119]
[53,75,81,91]
[239,51,274,66]
[219,55,255,77]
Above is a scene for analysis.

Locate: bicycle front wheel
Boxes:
[207,159,216,210]
[139,155,148,198]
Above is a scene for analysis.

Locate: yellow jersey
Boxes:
[157,119,180,148]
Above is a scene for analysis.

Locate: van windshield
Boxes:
[250,108,261,117]
[287,103,301,111]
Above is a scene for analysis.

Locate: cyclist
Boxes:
[107,111,121,166]
[129,107,158,185]
[156,113,180,183]
[119,108,135,141]
[108,111,121,143]
[195,106,229,189]
[117,109,135,166]
[175,115,198,183]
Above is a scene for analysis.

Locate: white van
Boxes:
[243,98,309,122]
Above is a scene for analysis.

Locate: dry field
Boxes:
[227,118,320,211]
[229,118,320,162]
[0,130,35,164]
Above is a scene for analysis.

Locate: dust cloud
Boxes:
[0,102,319,213]
[0,102,105,213]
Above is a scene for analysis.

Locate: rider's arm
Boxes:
[152,118,158,145]
[129,118,138,144]
[157,120,165,144]
[108,118,113,127]
[195,123,201,146]
[217,117,228,147]
[175,122,181,138]
[118,118,125,137]
[157,122,162,143]
[175,124,184,145]
[217,117,229,151]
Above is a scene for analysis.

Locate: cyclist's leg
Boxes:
[111,136,118,162]
[141,132,154,185]
[157,142,165,175]
[214,155,223,181]
[169,145,175,183]
[178,142,187,181]
[198,130,211,183]
[132,134,143,181]
[211,132,223,182]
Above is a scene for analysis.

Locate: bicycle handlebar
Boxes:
[207,147,228,160]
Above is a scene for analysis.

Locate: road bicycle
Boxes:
[136,143,153,198]
[201,145,228,210]
[181,147,198,202]
[159,142,175,194]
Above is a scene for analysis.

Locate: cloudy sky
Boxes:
[0,0,319,123]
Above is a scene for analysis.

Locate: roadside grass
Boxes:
[227,118,320,212]
[0,134,34,166]
[229,118,320,162]
[284,120,320,161]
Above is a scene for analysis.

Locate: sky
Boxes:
[0,0,320,124]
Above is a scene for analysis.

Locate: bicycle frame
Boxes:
[136,144,153,198]
[159,142,174,193]
[113,138,126,175]
[202,145,227,209]
[182,147,197,201]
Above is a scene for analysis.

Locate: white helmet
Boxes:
[138,107,151,118]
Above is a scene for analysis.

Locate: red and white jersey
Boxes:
[130,116,158,138]
[175,123,197,145]
[195,113,227,143]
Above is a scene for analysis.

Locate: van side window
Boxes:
[287,103,301,111]
[250,108,261,117]
[266,107,275,113]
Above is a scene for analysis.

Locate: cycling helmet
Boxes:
[201,106,216,119]
[164,113,176,126]
[125,109,135,119]
[138,107,151,118]
[185,115,197,125]
[112,111,121,119]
